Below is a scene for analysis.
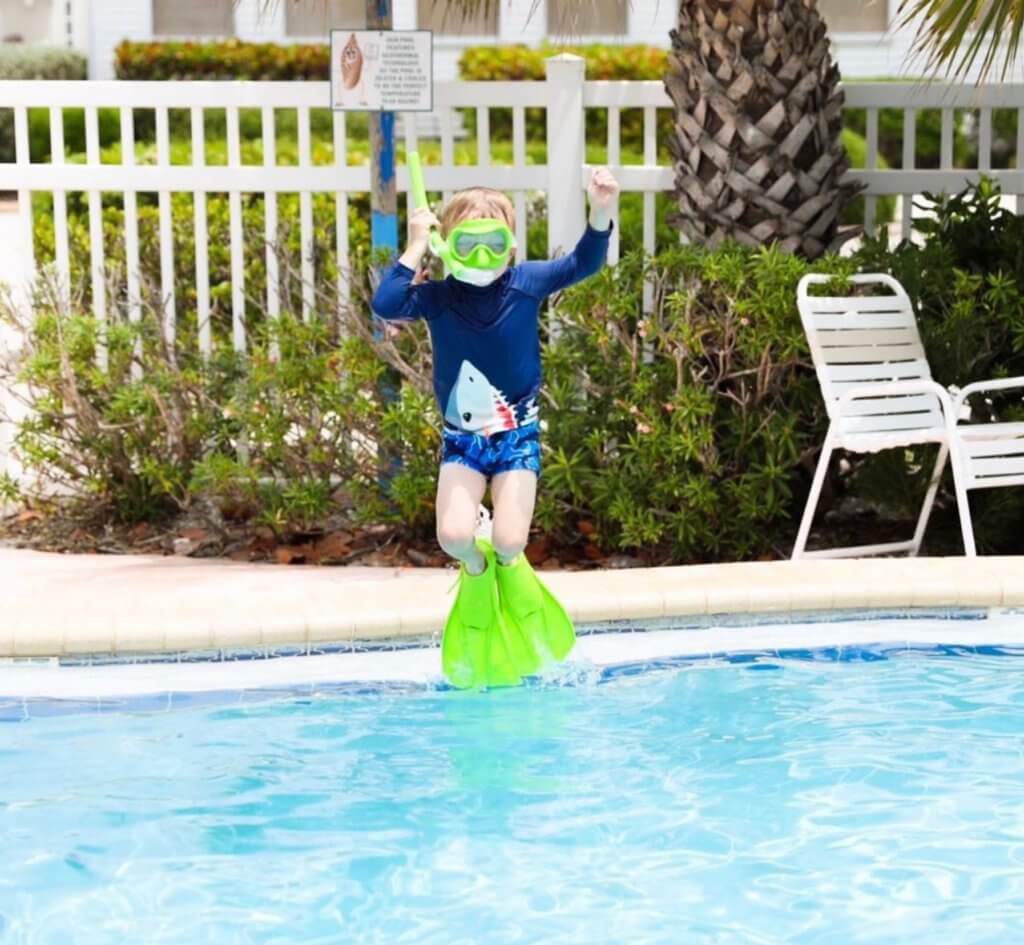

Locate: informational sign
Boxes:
[330,30,433,112]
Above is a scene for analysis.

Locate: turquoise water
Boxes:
[3,647,1024,944]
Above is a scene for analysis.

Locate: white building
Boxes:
[1,0,947,82]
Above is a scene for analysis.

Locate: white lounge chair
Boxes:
[793,273,1024,558]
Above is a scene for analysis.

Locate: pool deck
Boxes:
[3,547,1023,659]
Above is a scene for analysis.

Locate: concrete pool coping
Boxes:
[3,547,1024,659]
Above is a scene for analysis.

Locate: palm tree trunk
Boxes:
[665,0,863,258]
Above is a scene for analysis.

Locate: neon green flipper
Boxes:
[495,554,576,668]
[441,540,539,689]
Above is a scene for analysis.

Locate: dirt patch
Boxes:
[0,504,653,571]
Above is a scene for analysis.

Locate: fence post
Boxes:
[545,54,586,258]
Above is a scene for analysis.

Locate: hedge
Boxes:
[114,39,330,81]
[0,47,88,165]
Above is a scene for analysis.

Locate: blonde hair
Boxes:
[439,187,515,237]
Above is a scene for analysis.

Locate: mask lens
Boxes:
[453,228,510,258]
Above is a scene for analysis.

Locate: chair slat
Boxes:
[960,425,1024,458]
[970,455,1024,479]
[823,359,931,384]
[818,327,922,347]
[968,472,1024,489]
[809,310,917,329]
[818,344,925,365]
[840,411,945,434]
[839,393,939,417]
[804,296,911,314]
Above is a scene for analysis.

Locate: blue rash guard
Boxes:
[371,223,611,436]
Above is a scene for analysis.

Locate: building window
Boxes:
[549,0,627,36]
[152,0,233,36]
[286,0,365,36]
[418,0,498,36]
[816,0,888,32]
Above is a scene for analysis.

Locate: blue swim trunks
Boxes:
[441,421,541,478]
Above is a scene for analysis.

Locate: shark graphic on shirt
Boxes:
[444,360,518,435]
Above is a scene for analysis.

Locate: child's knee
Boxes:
[436,518,476,557]
[491,520,529,562]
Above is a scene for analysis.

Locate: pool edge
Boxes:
[4,549,1024,659]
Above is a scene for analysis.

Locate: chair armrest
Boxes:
[953,376,1024,418]
[837,379,954,416]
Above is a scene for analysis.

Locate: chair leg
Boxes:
[909,442,949,556]
[950,447,977,557]
[792,436,834,560]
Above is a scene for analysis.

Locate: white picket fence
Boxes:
[1,55,1024,355]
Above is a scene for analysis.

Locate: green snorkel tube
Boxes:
[407,151,515,282]
[407,150,463,276]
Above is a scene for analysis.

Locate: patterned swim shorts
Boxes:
[440,421,541,478]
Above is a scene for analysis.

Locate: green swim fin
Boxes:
[495,553,576,667]
[441,540,539,689]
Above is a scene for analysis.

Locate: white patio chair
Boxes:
[793,272,1024,559]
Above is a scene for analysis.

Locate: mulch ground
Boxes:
[0,495,967,568]
[0,505,654,571]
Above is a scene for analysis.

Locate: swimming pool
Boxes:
[4,612,1024,944]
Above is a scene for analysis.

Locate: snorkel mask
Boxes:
[407,151,515,283]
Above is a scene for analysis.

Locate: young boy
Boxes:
[372,168,618,575]
[371,168,618,687]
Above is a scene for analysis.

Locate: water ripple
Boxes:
[3,650,1024,943]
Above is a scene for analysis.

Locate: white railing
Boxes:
[1,57,1023,350]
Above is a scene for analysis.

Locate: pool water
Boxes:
[4,647,1024,944]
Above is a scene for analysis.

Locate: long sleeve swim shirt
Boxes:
[371,223,611,436]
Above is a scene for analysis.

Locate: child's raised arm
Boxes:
[513,167,619,299]
[371,206,446,321]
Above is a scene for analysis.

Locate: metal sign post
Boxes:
[367,0,396,267]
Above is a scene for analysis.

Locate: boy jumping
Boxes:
[371,166,619,687]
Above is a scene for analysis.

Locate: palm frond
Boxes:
[898,0,1024,82]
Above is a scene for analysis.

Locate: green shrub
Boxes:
[8,210,862,560]
[853,177,1024,552]
[114,39,329,81]
[3,286,438,532]
[459,43,667,81]
[843,101,1017,173]
[460,43,672,161]
[8,194,433,531]
[540,244,856,560]
[0,46,86,80]
[841,128,896,227]
[0,47,88,165]
[24,106,122,164]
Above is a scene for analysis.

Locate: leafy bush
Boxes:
[3,275,438,532]
[854,177,1024,551]
[841,128,896,226]
[460,43,673,162]
[0,46,86,80]
[843,103,1017,173]
[539,244,856,561]
[6,221,860,560]
[114,39,329,81]
[459,43,667,81]
[0,47,88,164]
